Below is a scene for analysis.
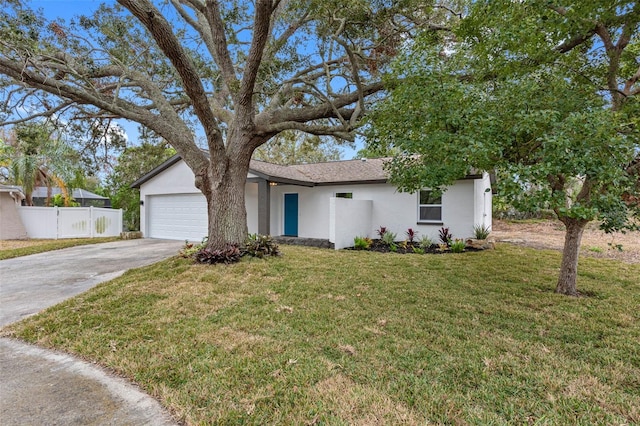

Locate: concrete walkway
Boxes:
[0,239,183,425]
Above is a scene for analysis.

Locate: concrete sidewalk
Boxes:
[0,239,183,425]
[0,339,177,425]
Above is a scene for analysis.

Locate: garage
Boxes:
[146,193,208,241]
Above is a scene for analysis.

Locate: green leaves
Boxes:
[368,0,639,231]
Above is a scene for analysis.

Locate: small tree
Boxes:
[4,123,81,206]
[369,1,640,296]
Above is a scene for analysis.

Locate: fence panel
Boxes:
[58,207,92,238]
[16,206,123,239]
[17,206,58,239]
[91,207,122,237]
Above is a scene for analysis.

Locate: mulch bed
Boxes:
[345,239,483,254]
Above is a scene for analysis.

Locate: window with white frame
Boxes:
[418,190,442,222]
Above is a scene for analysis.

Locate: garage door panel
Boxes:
[147,194,208,241]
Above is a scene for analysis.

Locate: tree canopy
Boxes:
[0,0,453,249]
[252,130,341,165]
[368,0,640,295]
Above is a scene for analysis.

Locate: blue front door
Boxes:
[284,193,298,236]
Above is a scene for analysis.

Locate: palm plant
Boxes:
[6,123,80,206]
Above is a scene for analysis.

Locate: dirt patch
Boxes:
[0,240,46,250]
[492,220,640,264]
[309,373,424,425]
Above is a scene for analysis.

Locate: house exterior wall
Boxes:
[329,198,373,249]
[0,192,28,240]
[474,173,493,231]
[139,161,258,237]
[269,180,481,242]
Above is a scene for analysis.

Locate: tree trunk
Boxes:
[200,155,251,250]
[556,218,588,296]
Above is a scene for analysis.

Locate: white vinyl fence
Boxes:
[17,206,123,239]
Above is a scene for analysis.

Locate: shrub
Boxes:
[473,224,491,239]
[405,228,418,243]
[389,242,398,252]
[419,235,434,249]
[412,246,425,254]
[439,227,453,246]
[245,234,280,258]
[179,237,207,258]
[450,239,466,253]
[353,236,371,250]
[381,231,397,245]
[376,226,388,238]
[195,244,243,264]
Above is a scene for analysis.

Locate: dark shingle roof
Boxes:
[249,158,388,185]
[31,187,109,200]
[132,155,390,188]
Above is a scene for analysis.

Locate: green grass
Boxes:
[0,237,120,260]
[3,245,639,425]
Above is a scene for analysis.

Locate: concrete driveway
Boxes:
[0,238,183,425]
[0,238,183,325]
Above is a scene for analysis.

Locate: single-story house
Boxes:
[0,184,28,240]
[131,156,492,249]
[28,187,111,207]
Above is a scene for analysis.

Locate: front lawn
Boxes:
[3,245,639,425]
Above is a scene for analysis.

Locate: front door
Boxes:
[283,193,298,236]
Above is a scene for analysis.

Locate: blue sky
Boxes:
[29,0,361,159]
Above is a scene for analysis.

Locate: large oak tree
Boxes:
[0,0,450,249]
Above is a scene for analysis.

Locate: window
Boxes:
[335,192,353,199]
[418,190,442,222]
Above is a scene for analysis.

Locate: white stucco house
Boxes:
[131,156,492,249]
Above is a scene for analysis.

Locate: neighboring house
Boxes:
[132,156,492,249]
[0,184,28,240]
[28,187,111,208]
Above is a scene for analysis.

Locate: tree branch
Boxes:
[262,80,384,126]
[203,0,240,99]
[118,0,223,150]
[237,0,273,118]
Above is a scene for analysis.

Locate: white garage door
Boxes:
[147,194,208,241]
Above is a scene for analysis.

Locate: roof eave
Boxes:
[314,179,388,186]
[247,171,314,187]
[130,154,182,189]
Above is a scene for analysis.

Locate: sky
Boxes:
[28,0,361,160]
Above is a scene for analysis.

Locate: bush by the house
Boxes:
[381,230,397,246]
[179,237,207,258]
[182,234,280,264]
[439,227,453,246]
[419,235,434,250]
[195,244,243,264]
[450,239,466,253]
[346,226,489,255]
[405,228,418,243]
[353,236,372,250]
[473,224,491,240]
[245,233,280,258]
